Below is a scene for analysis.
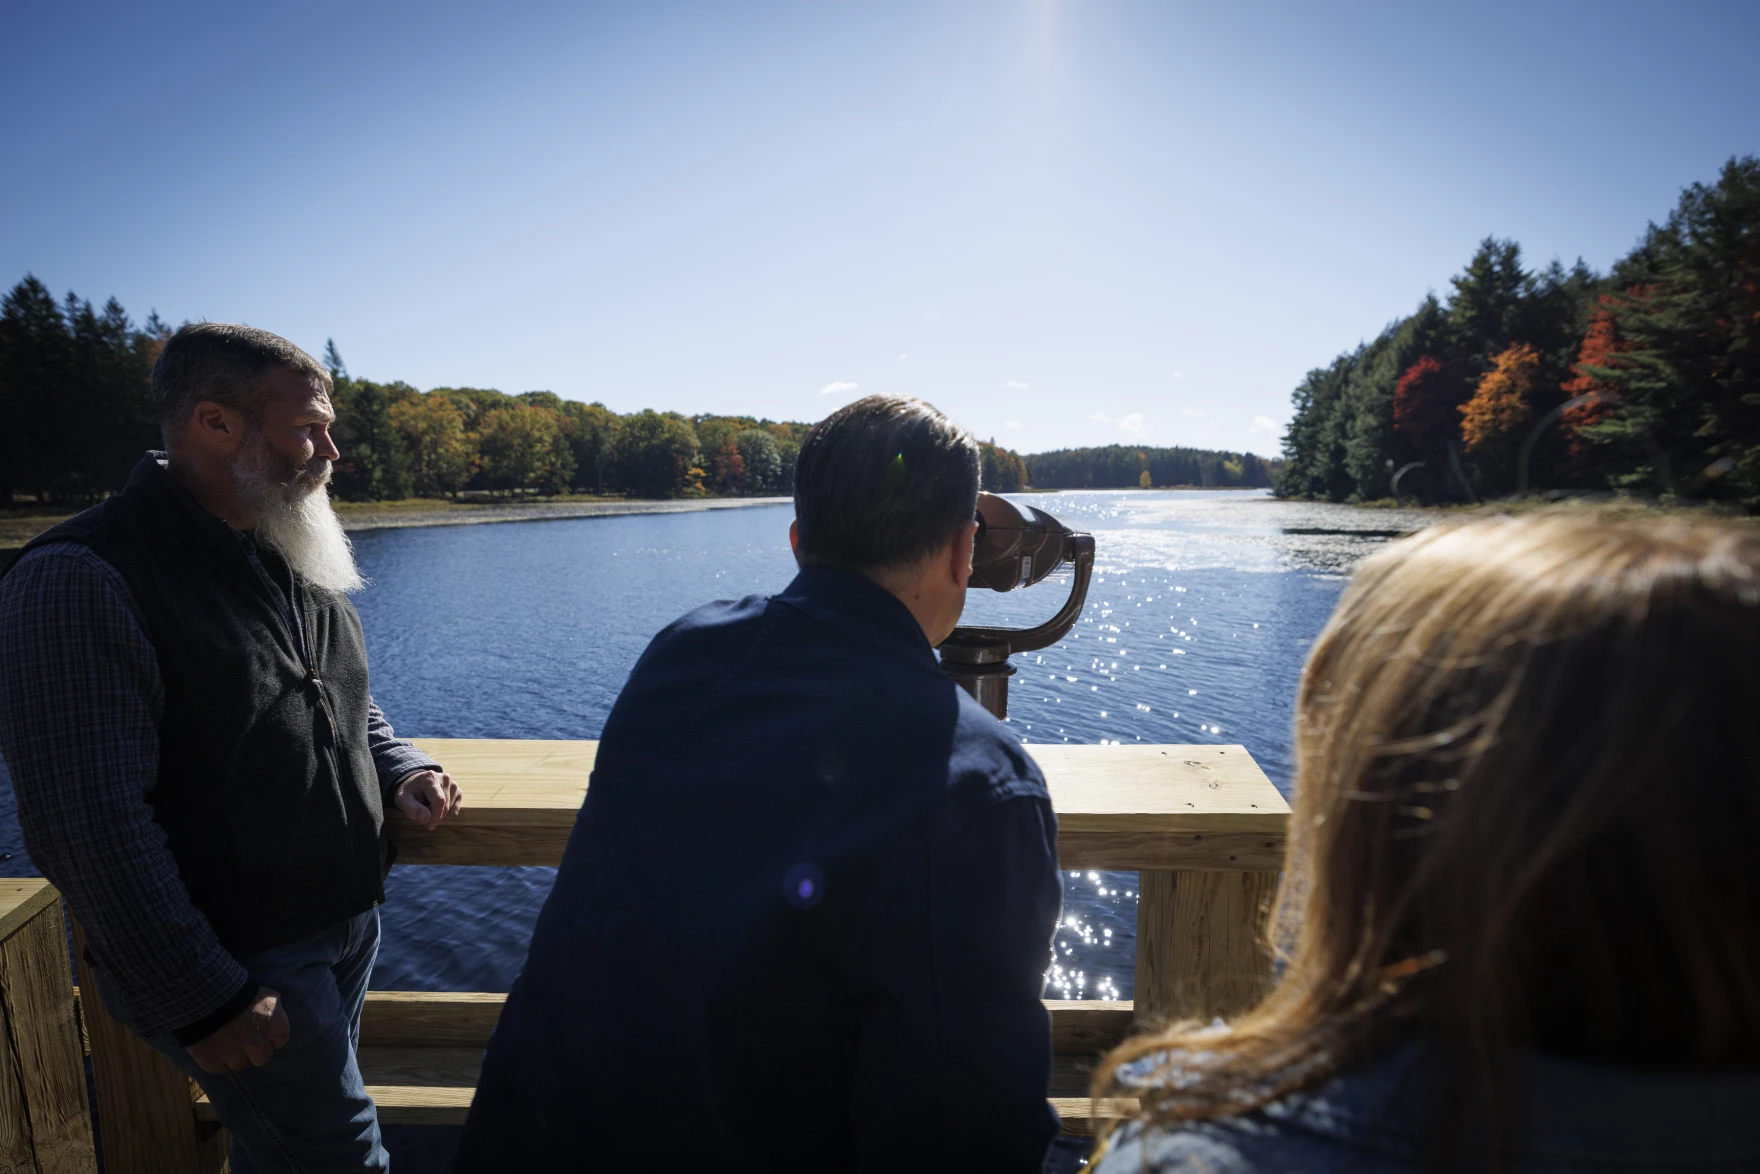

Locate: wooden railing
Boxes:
[0,879,97,1173]
[58,739,1289,1172]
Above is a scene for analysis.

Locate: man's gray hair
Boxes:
[151,323,331,439]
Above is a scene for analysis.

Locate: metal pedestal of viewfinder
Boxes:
[938,533,1096,720]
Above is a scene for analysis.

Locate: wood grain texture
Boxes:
[1055,831,1284,871]
[1045,1001,1134,1056]
[1049,1097,1135,1136]
[359,991,506,1049]
[71,920,225,1174]
[0,879,58,943]
[0,884,56,1173]
[1133,868,1280,1029]
[0,894,97,1173]
[1132,870,1178,1028]
[397,739,1289,870]
[1165,869,1279,1026]
[195,1047,482,1127]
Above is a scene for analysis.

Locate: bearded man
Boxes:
[0,323,461,1173]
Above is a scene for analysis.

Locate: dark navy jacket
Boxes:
[457,568,1063,1172]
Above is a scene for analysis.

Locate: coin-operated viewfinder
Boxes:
[938,493,1096,719]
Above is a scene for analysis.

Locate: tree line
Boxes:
[1026,444,1279,489]
[0,286,1033,504]
[1276,156,1760,511]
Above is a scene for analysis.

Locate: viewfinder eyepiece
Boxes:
[968,492,1074,592]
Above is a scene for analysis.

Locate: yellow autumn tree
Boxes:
[390,393,477,497]
[1459,342,1541,453]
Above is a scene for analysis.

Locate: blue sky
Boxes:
[4,1,1756,457]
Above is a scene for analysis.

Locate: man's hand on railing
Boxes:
[187,987,291,1074]
[394,769,464,831]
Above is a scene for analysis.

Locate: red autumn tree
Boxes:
[1392,355,1456,446]
[711,437,746,493]
[1560,292,1638,461]
[1459,343,1542,453]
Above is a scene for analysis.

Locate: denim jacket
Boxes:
[1092,1041,1760,1173]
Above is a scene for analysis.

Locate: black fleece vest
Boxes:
[13,453,388,954]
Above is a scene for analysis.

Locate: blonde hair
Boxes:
[1094,507,1760,1161]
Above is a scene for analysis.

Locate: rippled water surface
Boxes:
[0,489,1428,1166]
[350,489,1428,1001]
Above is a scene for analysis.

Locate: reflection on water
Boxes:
[0,489,1424,1006]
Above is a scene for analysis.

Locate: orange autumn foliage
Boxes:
[1460,343,1541,452]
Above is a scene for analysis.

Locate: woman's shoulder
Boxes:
[1093,1113,1411,1174]
[1088,1042,1427,1174]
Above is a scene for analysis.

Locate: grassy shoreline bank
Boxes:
[0,495,795,566]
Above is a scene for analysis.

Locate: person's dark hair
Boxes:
[151,322,331,439]
[793,394,980,572]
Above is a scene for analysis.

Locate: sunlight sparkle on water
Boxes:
[329,489,1421,999]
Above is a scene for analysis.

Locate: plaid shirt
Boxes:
[0,541,438,1039]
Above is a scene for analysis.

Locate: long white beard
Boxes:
[233,438,366,594]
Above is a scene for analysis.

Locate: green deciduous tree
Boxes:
[477,404,575,494]
[979,441,1029,492]
[391,393,476,496]
[330,369,415,501]
[613,410,700,497]
[559,401,621,493]
[734,429,783,492]
[1031,444,1275,490]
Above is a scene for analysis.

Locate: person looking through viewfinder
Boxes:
[456,394,1064,1172]
[1089,508,1760,1173]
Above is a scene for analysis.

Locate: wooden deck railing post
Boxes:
[0,880,97,1174]
[1133,869,1277,1031]
[70,920,227,1174]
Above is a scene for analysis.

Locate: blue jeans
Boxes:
[97,908,389,1173]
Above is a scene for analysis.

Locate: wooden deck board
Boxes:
[193,1048,482,1126]
[397,739,1288,870]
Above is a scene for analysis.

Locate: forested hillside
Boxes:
[1277,156,1759,510]
[0,290,1029,503]
[1027,444,1278,489]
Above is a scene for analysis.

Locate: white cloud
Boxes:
[1250,414,1281,434]
[1171,371,1185,379]
[1090,410,1147,437]
[819,381,859,396]
[1004,420,1025,430]
[898,353,908,360]
[1002,380,1030,390]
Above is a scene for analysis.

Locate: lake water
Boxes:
[0,488,1429,1165]
[344,489,1426,1005]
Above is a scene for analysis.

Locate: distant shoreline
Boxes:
[332,495,793,533]
[0,496,795,567]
